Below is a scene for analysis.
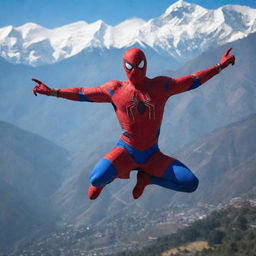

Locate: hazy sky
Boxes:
[0,0,255,28]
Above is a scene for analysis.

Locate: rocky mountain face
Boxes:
[170,113,256,205]
[0,1,256,66]
[0,121,69,252]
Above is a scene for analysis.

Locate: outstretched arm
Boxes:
[167,48,235,96]
[32,79,118,103]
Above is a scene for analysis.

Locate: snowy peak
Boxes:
[163,0,203,17]
[166,0,191,9]
[0,1,256,66]
[0,25,14,38]
[220,5,256,30]
[159,1,208,29]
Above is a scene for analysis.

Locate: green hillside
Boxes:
[117,202,256,256]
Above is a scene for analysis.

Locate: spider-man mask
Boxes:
[123,48,147,87]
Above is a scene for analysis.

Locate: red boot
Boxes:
[132,171,151,199]
[88,185,105,200]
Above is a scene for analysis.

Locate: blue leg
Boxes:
[151,160,199,192]
[90,158,118,187]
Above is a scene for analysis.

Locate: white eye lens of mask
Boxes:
[138,59,145,69]
[125,62,133,70]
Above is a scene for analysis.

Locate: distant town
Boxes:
[6,197,256,256]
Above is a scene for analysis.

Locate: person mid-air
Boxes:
[32,47,235,200]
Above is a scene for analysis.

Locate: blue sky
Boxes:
[0,0,255,28]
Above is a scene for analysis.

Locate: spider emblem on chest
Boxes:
[126,93,156,120]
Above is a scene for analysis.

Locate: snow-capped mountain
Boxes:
[0,0,256,66]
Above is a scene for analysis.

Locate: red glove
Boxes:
[32,78,54,96]
[219,48,235,70]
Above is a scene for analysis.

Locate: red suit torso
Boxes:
[107,77,168,150]
[56,48,220,150]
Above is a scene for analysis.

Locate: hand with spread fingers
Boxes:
[32,78,53,96]
[219,48,235,70]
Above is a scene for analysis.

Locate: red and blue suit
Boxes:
[32,47,235,200]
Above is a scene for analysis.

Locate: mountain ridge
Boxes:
[0,120,70,252]
[1,1,256,66]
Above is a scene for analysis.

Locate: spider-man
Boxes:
[33,47,235,200]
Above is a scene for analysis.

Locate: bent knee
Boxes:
[184,176,199,193]
[90,158,117,187]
